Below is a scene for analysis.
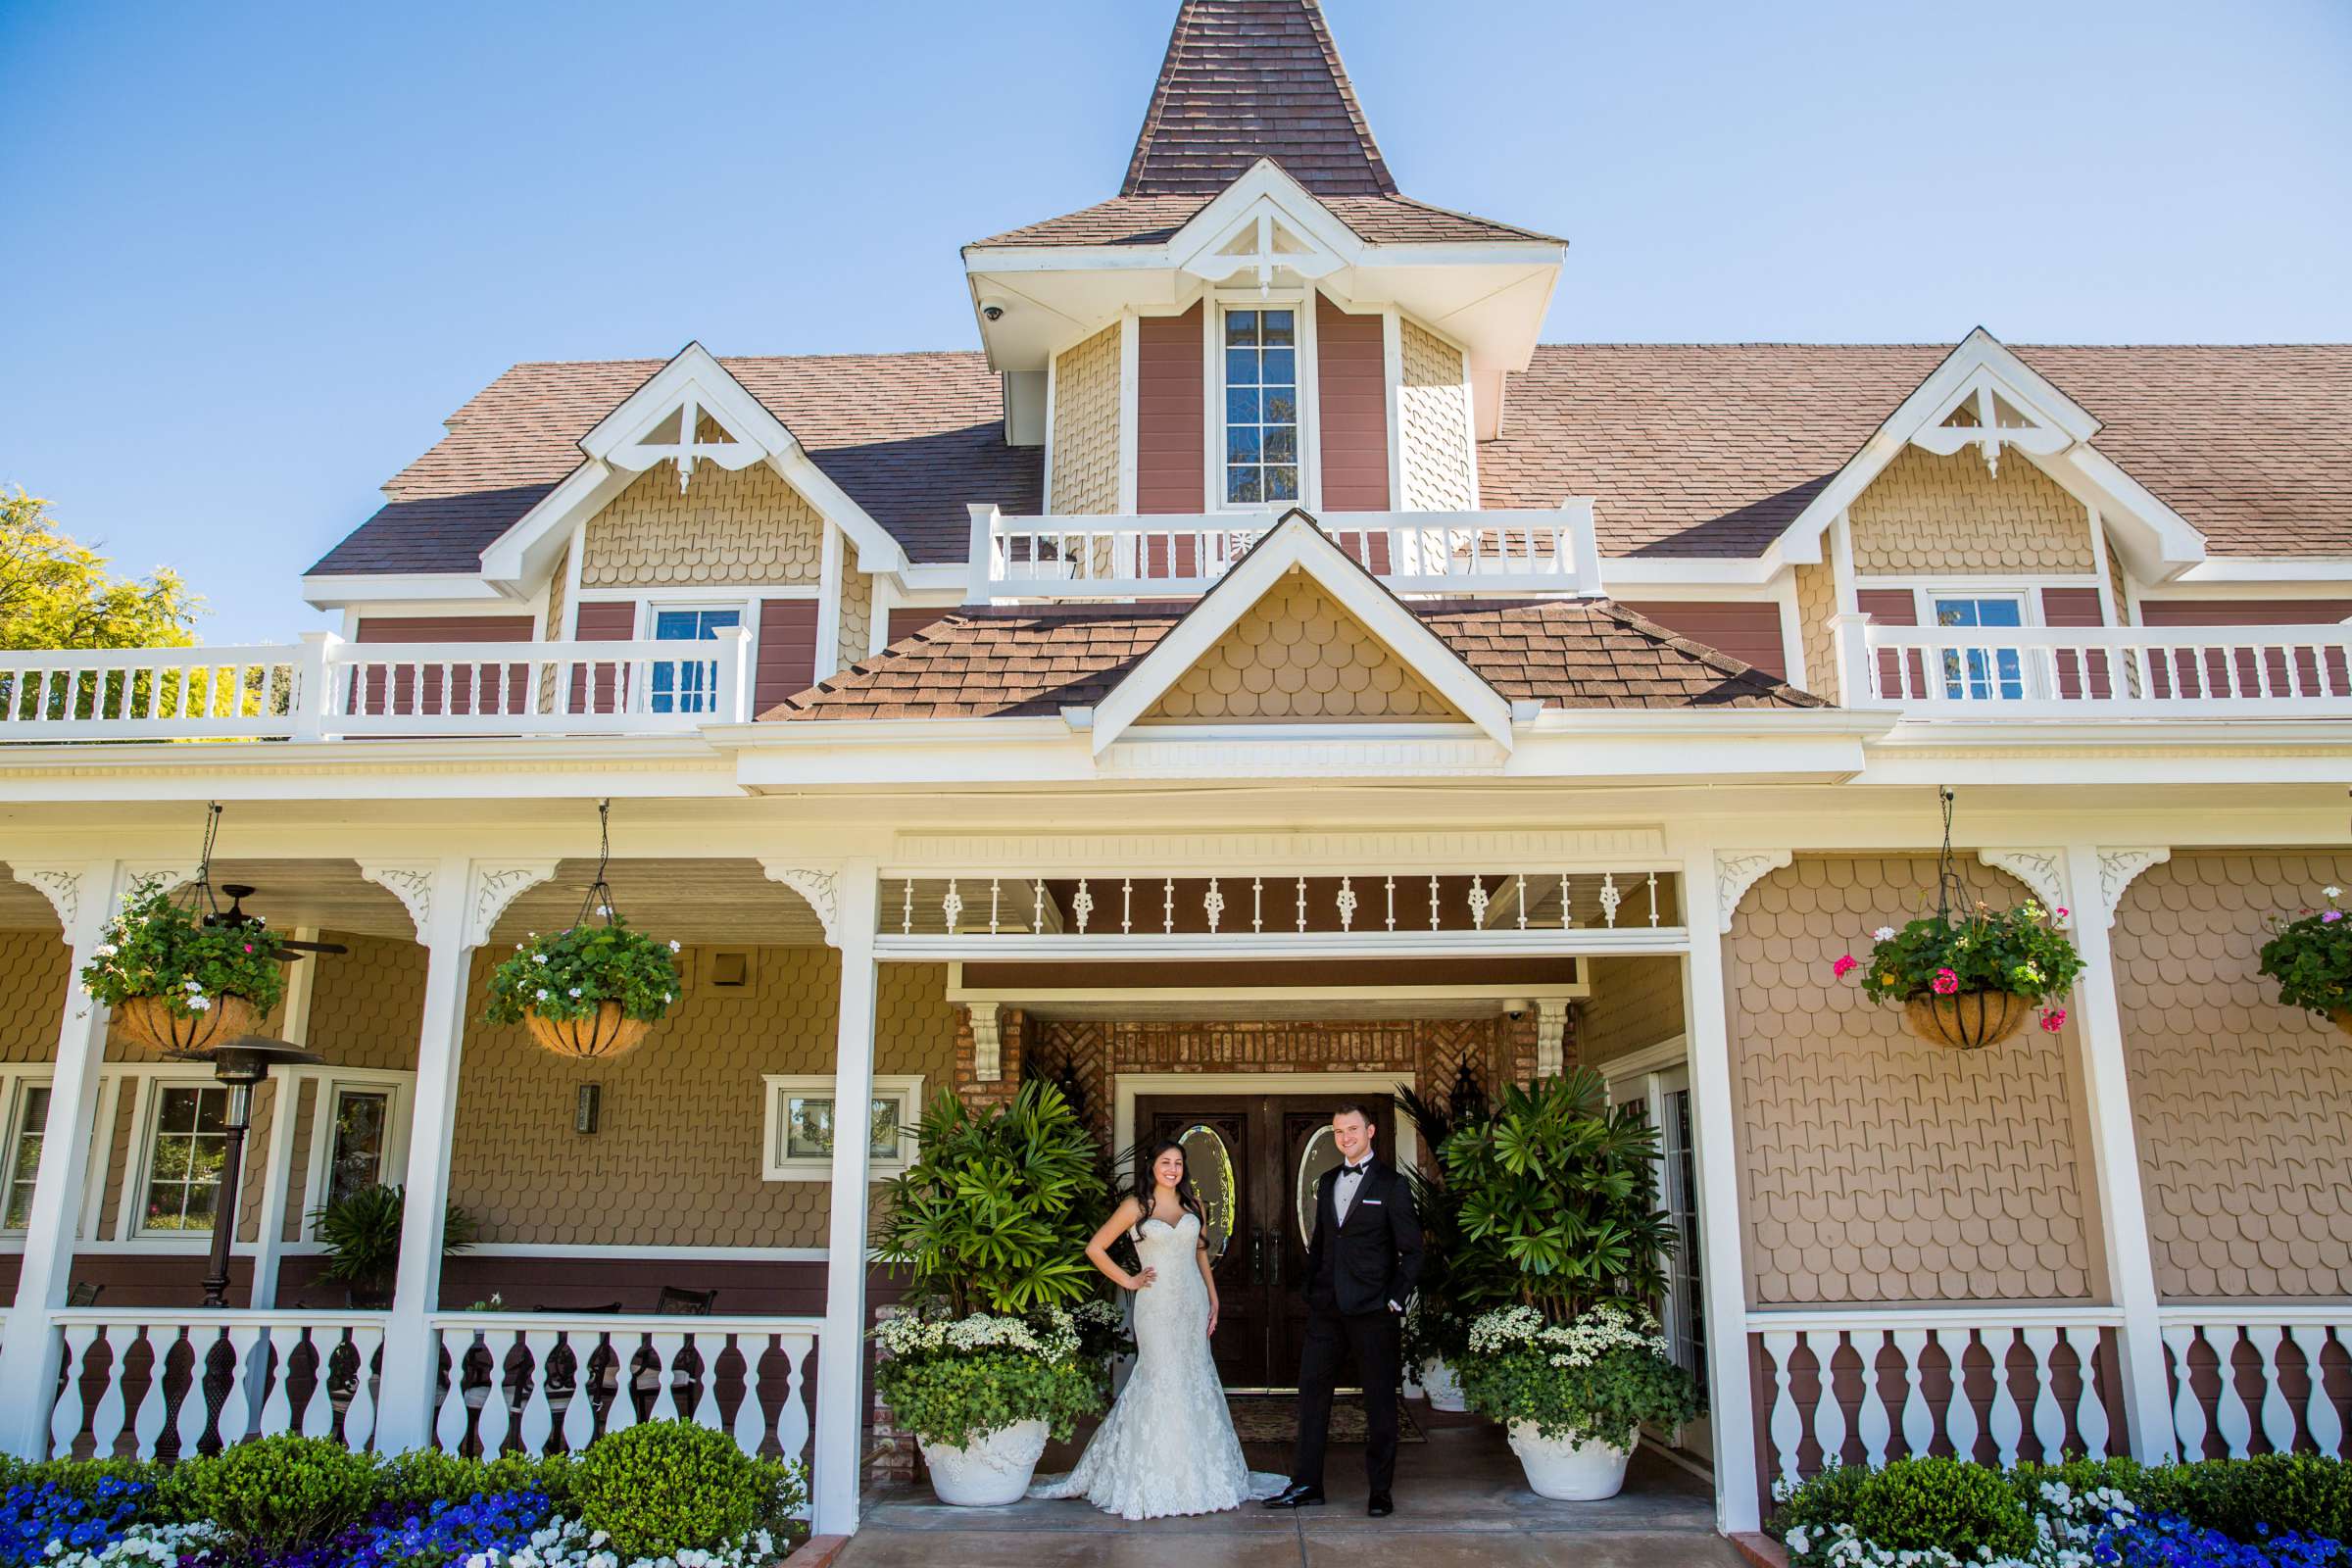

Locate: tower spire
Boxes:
[1122,0,1396,198]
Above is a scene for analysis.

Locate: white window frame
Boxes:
[1203,289,1321,515]
[761,1073,924,1183]
[636,597,754,716]
[293,1069,416,1246]
[118,1064,236,1247]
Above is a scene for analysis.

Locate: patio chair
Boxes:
[65,1282,102,1307]
[625,1287,719,1414]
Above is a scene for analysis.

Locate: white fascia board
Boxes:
[959,240,1566,277]
[2167,560,2352,586]
[1169,162,1362,270]
[576,342,785,456]
[1087,512,1516,753]
[896,564,973,596]
[1595,557,1781,589]
[0,740,740,803]
[2061,446,2205,575]
[476,459,630,584]
[767,448,909,575]
[301,574,514,610]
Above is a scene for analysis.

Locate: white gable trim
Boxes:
[472,343,909,592]
[1169,161,1358,285]
[1768,330,2205,580]
[1087,509,1516,755]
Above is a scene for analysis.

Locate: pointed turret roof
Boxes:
[1122,0,1395,198]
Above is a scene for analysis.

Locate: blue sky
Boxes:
[3,0,2348,644]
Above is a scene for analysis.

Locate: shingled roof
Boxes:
[1479,343,2352,560]
[766,598,1824,721]
[308,352,1042,576]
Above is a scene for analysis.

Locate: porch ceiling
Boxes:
[0,858,417,941]
[485,858,826,948]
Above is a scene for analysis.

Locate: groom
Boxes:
[1264,1102,1423,1518]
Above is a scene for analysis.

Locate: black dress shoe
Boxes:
[1262,1482,1327,1509]
[1367,1493,1394,1518]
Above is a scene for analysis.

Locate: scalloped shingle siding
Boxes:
[1849,447,2094,575]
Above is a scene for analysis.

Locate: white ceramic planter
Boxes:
[919,1419,1049,1506]
[1506,1422,1632,1501]
[1418,1357,1468,1412]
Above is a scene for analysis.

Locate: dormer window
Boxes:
[1222,308,1299,507]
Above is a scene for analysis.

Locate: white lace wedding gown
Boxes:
[1028,1212,1289,1519]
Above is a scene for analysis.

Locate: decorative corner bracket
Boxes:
[760,862,841,948]
[968,1002,1003,1083]
[466,862,561,949]
[11,863,96,944]
[2092,849,2171,932]
[359,863,439,943]
[1534,998,1571,1078]
[1715,851,1793,934]
[1979,850,2071,927]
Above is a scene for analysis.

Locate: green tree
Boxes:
[0,489,202,650]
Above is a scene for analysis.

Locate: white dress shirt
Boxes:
[1334,1160,1370,1225]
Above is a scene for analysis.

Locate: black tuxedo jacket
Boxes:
[1302,1157,1424,1317]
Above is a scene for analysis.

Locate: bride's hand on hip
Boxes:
[1130,1266,1157,1290]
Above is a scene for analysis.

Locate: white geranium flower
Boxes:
[2328,886,2343,900]
[568,986,583,998]
[187,996,211,1011]
[536,988,550,1002]
[533,953,549,964]
[1873,926,1895,942]
[662,992,672,1004]
[668,939,682,953]
[92,943,116,957]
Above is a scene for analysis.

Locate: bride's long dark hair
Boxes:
[1131,1139,1205,1237]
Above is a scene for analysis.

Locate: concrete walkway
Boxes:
[838,1411,1746,1567]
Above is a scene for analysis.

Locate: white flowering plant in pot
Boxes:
[78,876,286,1054]
[484,917,681,1061]
[2259,885,2352,1036]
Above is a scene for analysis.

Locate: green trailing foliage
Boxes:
[2259,889,2352,1022]
[1442,1068,1675,1320]
[877,1080,1109,1316]
[1849,900,2083,1008]
[483,915,681,1027]
[77,876,286,1017]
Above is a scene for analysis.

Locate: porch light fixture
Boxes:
[200,1034,325,1309]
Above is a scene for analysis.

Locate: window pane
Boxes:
[786,1097,833,1159]
[1261,388,1297,423]
[655,610,702,639]
[1225,388,1258,424]
[4,1087,49,1231]
[868,1098,900,1158]
[1227,469,1263,506]
[1259,348,1294,385]
[142,1085,226,1235]
[1262,427,1298,464]
[1261,310,1295,346]
[1224,310,1257,345]
[1226,426,1261,465]
[327,1091,390,1208]
[1265,466,1299,501]
[1224,348,1259,386]
[160,1087,200,1134]
[193,1092,225,1135]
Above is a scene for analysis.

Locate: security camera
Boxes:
[979,298,1008,322]
[1503,998,1530,1021]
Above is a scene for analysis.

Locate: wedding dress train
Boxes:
[1028,1212,1289,1519]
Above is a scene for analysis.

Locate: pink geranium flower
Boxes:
[1932,967,1959,996]
[2040,1007,2067,1033]
[1833,954,1858,979]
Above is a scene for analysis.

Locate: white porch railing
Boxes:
[428,1313,818,1465]
[967,503,1603,601]
[1753,1308,2124,1486]
[44,1309,387,1459]
[1838,615,2352,719]
[2160,1307,2352,1461]
[0,628,754,743]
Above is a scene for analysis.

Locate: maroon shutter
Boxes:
[2138,598,2352,699]
[569,601,635,714]
[1138,306,1205,538]
[754,599,819,715]
[2038,587,2109,700]
[1316,296,1391,576]
[1616,601,1787,679]
[354,615,533,716]
[1854,588,1921,699]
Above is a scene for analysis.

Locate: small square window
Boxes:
[763,1075,922,1182]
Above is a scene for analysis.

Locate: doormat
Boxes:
[1227,1393,1425,1446]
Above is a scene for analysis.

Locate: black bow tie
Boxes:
[1342,1163,1368,1177]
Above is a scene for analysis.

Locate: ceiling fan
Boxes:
[207,884,350,957]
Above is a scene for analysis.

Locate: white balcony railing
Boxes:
[2160,1307,2352,1461]
[0,628,754,744]
[1838,615,2352,719]
[967,503,1602,601]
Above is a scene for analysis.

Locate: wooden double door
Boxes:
[1134,1093,1398,1390]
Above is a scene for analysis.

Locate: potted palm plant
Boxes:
[1395,1062,1487,1411]
[309,1183,479,1308]
[1445,1070,1698,1501]
[872,1081,1112,1505]
[79,876,286,1055]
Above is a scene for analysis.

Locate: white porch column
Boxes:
[247,927,321,1312]
[773,860,879,1537]
[368,858,555,1453]
[0,861,121,1456]
[2060,844,2177,1461]
[1683,849,1775,1536]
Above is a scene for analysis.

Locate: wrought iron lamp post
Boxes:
[200,1036,323,1309]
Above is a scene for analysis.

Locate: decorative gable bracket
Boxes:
[1182,204,1346,295]
[608,386,763,493]
[1909,365,2072,479]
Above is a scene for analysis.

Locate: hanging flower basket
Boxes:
[2258,888,2352,1038]
[78,875,285,1058]
[522,1001,652,1061]
[1900,990,2034,1052]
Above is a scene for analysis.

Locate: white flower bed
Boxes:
[1782,1481,2138,1568]
[43,1522,225,1566]
[873,1305,1080,1363]
[1465,1303,1670,1368]
[460,1516,781,1568]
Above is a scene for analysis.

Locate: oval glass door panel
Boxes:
[1296,1125,1344,1245]
[1176,1123,1237,1262]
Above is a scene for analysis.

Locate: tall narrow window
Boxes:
[1223,309,1298,506]
[324,1087,392,1208]
[142,1084,228,1234]
[649,607,742,714]
[2,1083,51,1231]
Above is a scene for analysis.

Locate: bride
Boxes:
[1028,1141,1287,1518]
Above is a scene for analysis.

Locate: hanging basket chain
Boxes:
[172,801,226,922]
[574,798,618,929]
[1934,784,1961,927]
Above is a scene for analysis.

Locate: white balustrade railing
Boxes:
[2160,1308,2352,1461]
[882,867,1679,944]
[0,629,754,743]
[46,1310,387,1459]
[967,503,1602,601]
[1838,615,2352,719]
[429,1313,818,1466]
[1754,1308,2122,1487]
